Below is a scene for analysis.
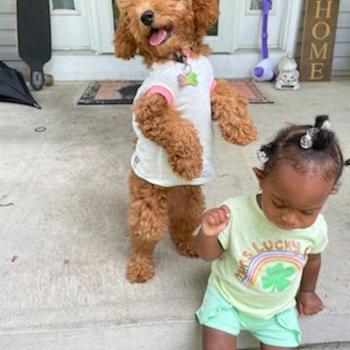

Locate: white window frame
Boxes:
[51,0,79,13]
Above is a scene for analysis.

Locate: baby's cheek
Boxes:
[262,205,276,222]
[301,215,319,229]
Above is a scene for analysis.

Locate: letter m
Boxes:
[311,42,328,60]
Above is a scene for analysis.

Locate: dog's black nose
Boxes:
[140,11,154,26]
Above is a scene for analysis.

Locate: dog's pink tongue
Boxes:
[149,29,166,46]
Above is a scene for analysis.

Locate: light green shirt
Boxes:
[209,194,328,320]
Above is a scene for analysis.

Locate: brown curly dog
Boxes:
[115,0,257,283]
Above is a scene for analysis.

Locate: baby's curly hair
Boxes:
[258,115,349,185]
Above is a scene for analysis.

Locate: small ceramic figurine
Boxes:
[275,53,300,90]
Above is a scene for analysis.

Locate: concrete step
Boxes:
[301,344,350,350]
[0,81,349,349]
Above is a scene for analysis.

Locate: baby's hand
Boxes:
[202,205,231,237]
[297,291,324,316]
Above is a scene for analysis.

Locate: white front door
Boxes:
[48,0,303,79]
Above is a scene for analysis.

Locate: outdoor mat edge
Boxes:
[77,78,274,105]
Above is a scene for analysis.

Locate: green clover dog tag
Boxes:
[178,72,198,87]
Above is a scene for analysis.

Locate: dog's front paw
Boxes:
[168,131,203,180]
[218,115,257,146]
[169,152,203,180]
[127,258,155,283]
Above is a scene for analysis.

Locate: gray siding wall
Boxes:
[0,0,26,74]
[334,1,350,76]
[297,0,350,77]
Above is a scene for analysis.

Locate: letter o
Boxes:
[312,21,331,40]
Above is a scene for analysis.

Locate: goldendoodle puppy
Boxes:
[115,0,257,283]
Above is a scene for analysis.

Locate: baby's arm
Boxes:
[193,205,230,261]
[297,253,324,316]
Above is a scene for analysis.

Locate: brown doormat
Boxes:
[77,79,273,105]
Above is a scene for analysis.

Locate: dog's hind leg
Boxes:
[168,186,205,258]
[127,171,169,283]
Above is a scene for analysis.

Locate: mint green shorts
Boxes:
[196,286,301,348]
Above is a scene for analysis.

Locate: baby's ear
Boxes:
[253,167,265,183]
[114,14,138,59]
[330,187,339,195]
[330,179,342,195]
[192,0,219,33]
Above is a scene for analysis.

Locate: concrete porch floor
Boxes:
[0,79,349,350]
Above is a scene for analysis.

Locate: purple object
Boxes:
[253,67,264,78]
[251,0,274,82]
[261,0,272,59]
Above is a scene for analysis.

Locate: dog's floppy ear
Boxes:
[192,0,219,34]
[114,13,138,59]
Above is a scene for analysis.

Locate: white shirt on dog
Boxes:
[131,55,215,187]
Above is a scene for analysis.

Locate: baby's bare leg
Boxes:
[203,326,237,350]
[260,343,297,350]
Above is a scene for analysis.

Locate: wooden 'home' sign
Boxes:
[300,0,340,81]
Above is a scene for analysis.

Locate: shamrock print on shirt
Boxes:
[262,263,295,292]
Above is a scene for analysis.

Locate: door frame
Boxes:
[86,0,115,53]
